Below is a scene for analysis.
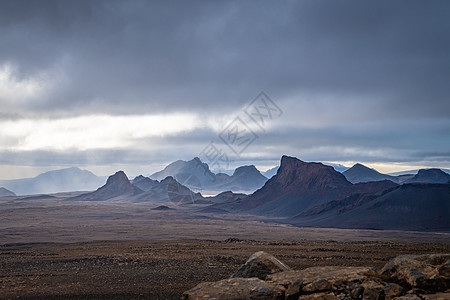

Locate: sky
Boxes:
[0,0,449,179]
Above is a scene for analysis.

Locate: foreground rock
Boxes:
[231,251,291,280]
[380,254,450,291]
[182,253,449,300]
[182,278,285,300]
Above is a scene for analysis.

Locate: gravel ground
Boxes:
[1,239,449,299]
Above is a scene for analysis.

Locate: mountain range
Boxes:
[3,158,448,196]
[213,156,398,217]
[70,170,208,205]
[4,155,449,231]
[342,163,450,185]
[210,155,449,231]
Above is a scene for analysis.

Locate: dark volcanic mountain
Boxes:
[405,169,450,184]
[71,171,143,201]
[213,156,397,217]
[291,183,450,231]
[343,163,398,184]
[0,167,105,195]
[131,176,206,205]
[263,166,279,178]
[0,187,15,197]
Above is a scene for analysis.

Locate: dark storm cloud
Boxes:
[1,0,449,117]
[1,0,449,175]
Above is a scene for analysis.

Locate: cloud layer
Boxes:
[0,0,449,178]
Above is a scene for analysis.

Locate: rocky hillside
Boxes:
[291,183,450,231]
[70,171,143,201]
[213,156,396,217]
[183,251,449,299]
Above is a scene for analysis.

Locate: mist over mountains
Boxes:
[150,157,267,194]
[0,167,105,195]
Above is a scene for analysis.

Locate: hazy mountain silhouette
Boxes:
[210,165,267,192]
[324,163,349,173]
[150,157,214,190]
[343,163,398,183]
[405,169,450,184]
[0,187,15,197]
[150,158,267,193]
[71,171,143,201]
[0,167,105,195]
[291,183,450,231]
[262,166,279,178]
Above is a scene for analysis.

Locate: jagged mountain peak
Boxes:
[106,171,129,185]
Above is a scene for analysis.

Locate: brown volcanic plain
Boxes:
[0,193,449,299]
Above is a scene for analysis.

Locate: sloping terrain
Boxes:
[291,183,450,231]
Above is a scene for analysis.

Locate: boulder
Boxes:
[268,266,376,286]
[181,277,285,300]
[380,254,450,291]
[183,252,450,300]
[231,251,291,280]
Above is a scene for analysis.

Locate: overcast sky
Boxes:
[0,0,449,179]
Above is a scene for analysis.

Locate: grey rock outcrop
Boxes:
[380,254,449,291]
[181,277,285,300]
[183,252,450,300]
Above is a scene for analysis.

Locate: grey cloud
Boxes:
[0,0,449,117]
[0,0,449,175]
